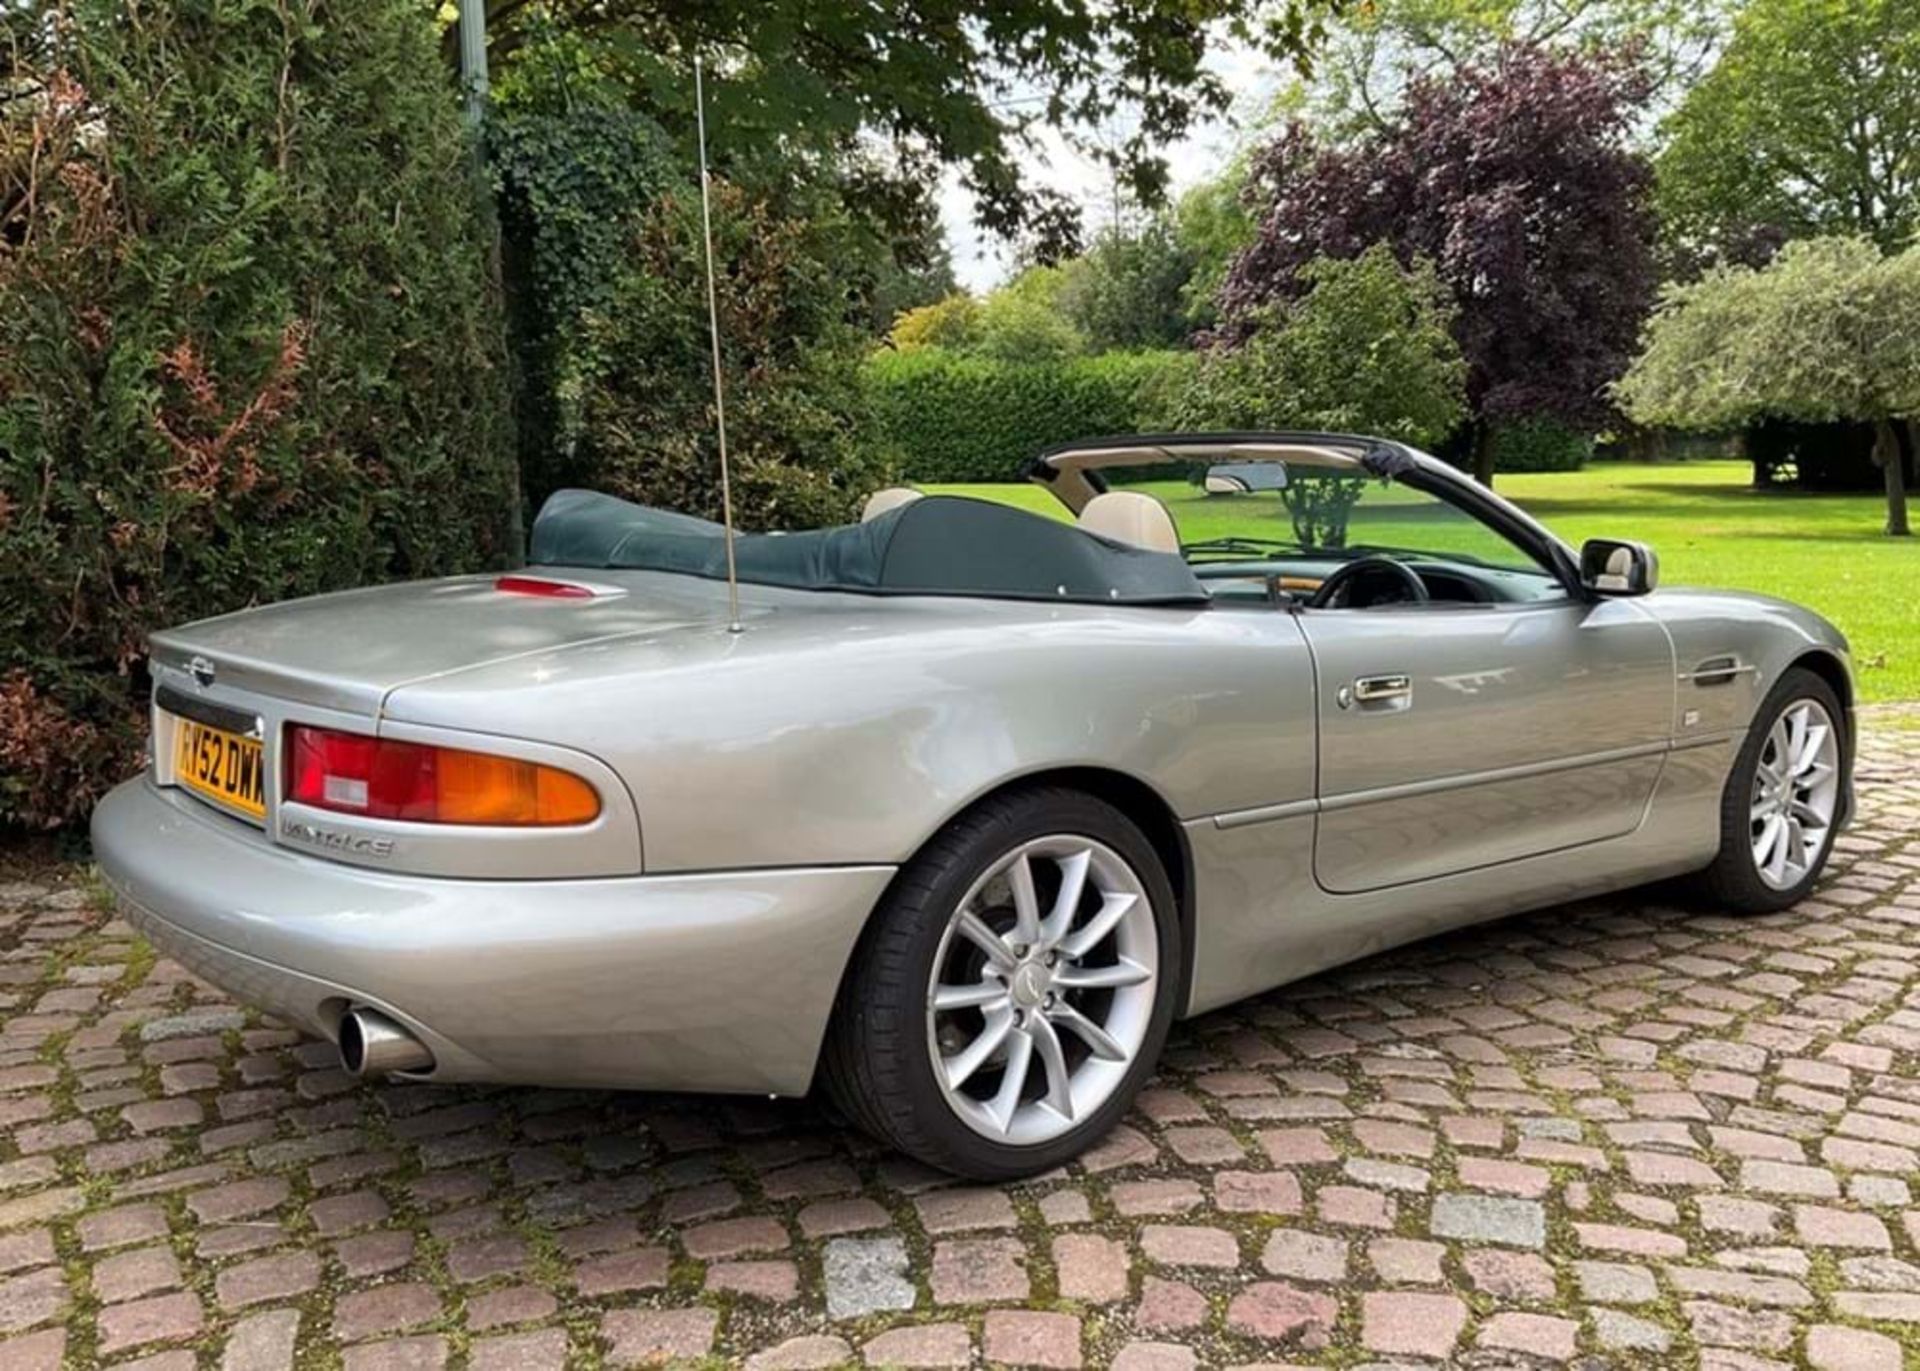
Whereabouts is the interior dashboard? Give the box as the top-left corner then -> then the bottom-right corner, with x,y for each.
1192,557 -> 1563,608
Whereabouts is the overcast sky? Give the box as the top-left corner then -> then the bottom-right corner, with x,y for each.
938,39 -> 1287,291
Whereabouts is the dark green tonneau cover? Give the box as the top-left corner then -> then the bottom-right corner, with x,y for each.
530,489 -> 1209,606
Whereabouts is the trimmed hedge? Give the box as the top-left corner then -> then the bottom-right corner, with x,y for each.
867,350 -> 1195,483
0,0 -> 516,828
1435,417 -> 1594,473
1486,417 -> 1594,472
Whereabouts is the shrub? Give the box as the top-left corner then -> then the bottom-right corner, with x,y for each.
866,351 -> 1195,483
1177,247 -> 1466,448
886,270 -> 1088,366
488,37 -> 894,529
1486,419 -> 1593,472
0,0 -> 517,828
971,267 -> 1085,364
567,180 -> 891,531
489,103 -> 678,503
889,294 -> 983,353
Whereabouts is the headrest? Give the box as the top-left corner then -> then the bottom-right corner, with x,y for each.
1077,490 -> 1180,554
862,487 -> 924,522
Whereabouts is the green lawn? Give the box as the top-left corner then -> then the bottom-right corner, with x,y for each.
931,460 -> 1919,704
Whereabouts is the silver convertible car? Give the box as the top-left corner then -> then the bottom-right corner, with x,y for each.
93,433 -> 1853,1178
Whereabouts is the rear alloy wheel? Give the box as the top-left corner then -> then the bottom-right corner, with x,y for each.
928,835 -> 1159,1146
1693,666 -> 1846,913
824,788 -> 1179,1178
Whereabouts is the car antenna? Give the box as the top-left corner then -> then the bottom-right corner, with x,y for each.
694,54 -> 744,634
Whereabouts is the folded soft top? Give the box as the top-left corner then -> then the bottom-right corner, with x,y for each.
530,489 -> 1209,606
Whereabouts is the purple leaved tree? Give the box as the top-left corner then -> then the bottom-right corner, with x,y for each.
1218,45 -> 1658,484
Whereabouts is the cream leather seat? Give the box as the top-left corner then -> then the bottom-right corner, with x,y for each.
1077,490 -> 1180,553
861,487 -> 924,522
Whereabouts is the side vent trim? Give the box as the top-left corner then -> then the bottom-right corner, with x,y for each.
1682,655 -> 1756,688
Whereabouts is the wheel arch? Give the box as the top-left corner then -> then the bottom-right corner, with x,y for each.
1785,648 -> 1853,723
1783,647 -> 1856,820
833,765 -> 1199,1037
1018,767 -> 1196,1015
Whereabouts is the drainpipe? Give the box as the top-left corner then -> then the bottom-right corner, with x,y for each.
458,0 -> 489,127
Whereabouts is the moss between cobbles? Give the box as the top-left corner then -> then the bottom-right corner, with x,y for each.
34,923 -> 122,1364
285,1159 -> 369,1367
874,1181 -> 938,1311
782,1207 -> 830,1327
1804,1247 -> 1844,1302
502,1204 -> 606,1370
282,1065 -> 430,1369
1797,1247 -> 1918,1371
53,1245 -> 103,1365
1008,1186 -> 1061,1307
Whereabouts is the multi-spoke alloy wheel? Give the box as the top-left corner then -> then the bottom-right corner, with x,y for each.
1694,665 -> 1848,915
926,836 -> 1158,1145
824,787 -> 1178,1179
1748,697 -> 1840,891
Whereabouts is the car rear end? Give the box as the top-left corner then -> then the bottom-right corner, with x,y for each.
92,571 -> 892,1096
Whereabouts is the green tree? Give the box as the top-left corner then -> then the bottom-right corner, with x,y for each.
1055,220 -> 1197,350
1657,0 -> 1920,264
477,0 -> 1347,247
1179,244 -> 1466,446
972,267 -> 1086,364
1298,0 -> 1727,138
0,0 -> 516,828
866,232 -> 958,337
1172,163 -> 1259,332
1617,238 -> 1917,535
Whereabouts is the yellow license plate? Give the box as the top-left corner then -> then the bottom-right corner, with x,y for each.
172,716 -> 266,819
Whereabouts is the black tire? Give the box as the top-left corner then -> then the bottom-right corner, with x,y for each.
1690,665 -> 1846,913
822,786 -> 1181,1180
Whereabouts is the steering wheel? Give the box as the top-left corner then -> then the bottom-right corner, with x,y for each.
1307,555 -> 1431,609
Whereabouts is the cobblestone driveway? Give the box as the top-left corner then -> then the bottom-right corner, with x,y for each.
1,717 -> 1917,1370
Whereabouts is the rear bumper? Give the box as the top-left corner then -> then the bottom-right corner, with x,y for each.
91,779 -> 893,1095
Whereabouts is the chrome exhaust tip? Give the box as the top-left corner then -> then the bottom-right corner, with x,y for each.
338,1007 -> 434,1077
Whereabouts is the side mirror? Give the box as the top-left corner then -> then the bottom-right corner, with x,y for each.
1580,538 -> 1659,596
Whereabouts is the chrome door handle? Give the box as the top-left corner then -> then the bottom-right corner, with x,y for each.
1353,674 -> 1412,704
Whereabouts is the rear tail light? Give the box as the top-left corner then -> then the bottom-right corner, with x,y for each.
286,726 -> 600,826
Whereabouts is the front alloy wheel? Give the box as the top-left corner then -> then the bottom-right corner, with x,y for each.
1693,664 -> 1847,914
1747,697 -> 1840,891
824,788 -> 1180,1179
